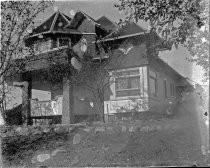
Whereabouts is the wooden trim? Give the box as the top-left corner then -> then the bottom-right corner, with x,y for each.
50,11 -> 59,32
147,66 -> 151,109
95,31 -> 150,43
60,12 -> 71,24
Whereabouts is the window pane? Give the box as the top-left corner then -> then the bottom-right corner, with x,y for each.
116,78 -> 129,90
130,76 -> 140,89
51,39 -> 57,49
149,70 -> 157,78
164,80 -> 167,98
35,40 -> 49,53
116,89 -> 140,97
149,78 -> 156,96
173,85 -> 176,96
59,38 -> 69,47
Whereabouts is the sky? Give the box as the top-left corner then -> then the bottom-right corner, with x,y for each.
6,0 -> 208,109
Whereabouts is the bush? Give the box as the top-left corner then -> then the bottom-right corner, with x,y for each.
4,104 -> 23,125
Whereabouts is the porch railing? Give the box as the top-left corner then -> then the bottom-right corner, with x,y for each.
30,98 -> 62,125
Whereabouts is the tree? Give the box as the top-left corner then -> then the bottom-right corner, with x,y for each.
43,42 -> 124,123
114,0 -> 209,81
185,0 -> 209,81
72,45 -> 124,123
0,1 -> 53,122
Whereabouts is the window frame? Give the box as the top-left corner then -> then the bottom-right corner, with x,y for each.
164,79 -> 167,98
173,84 -> 176,97
114,67 -> 141,99
170,83 -> 176,97
34,38 -> 70,55
58,37 -> 70,48
149,72 -> 157,97
170,83 -> 173,97
34,39 -> 51,54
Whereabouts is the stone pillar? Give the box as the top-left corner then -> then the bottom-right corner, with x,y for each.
62,76 -> 74,124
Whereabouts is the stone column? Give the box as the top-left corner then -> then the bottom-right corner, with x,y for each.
62,76 -> 74,124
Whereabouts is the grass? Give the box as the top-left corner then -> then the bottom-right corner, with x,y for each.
2,97 -> 209,167
2,119 -> 206,167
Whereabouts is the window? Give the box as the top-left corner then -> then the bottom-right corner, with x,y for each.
170,83 -> 176,97
34,40 -> 50,54
149,71 -> 157,97
115,69 -> 140,97
58,38 -> 70,47
51,39 -> 57,49
34,38 -> 70,54
173,85 -> 176,96
164,80 -> 167,98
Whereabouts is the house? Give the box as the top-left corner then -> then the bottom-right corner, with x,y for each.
5,10 -> 192,125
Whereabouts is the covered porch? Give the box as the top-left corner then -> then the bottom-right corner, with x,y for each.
5,49 -> 76,125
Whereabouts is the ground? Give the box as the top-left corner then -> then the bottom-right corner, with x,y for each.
2,95 -> 209,167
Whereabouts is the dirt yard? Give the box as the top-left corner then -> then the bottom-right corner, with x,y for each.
2,96 -> 209,167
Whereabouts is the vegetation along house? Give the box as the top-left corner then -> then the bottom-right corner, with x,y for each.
6,10 -> 193,125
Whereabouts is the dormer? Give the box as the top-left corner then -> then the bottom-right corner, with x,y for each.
65,11 -> 108,38
96,16 -> 118,34
25,11 -> 75,55
25,10 -> 109,56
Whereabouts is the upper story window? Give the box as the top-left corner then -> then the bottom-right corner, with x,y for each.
51,39 -> 58,49
34,38 -> 70,54
34,40 -> 51,54
58,38 -> 69,47
115,68 -> 140,98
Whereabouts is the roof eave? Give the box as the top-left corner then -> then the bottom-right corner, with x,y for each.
94,31 -> 150,43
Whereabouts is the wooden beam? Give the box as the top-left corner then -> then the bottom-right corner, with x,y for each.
62,76 -> 75,124
16,73 -> 32,125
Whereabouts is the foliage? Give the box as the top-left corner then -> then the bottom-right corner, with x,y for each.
185,0 -> 209,81
0,1 -> 53,118
43,45 -> 123,122
114,0 -> 209,81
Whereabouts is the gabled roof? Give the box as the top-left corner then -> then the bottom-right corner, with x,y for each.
105,22 -> 146,38
96,16 -> 118,33
154,57 -> 192,86
65,11 -> 100,29
32,11 -> 72,35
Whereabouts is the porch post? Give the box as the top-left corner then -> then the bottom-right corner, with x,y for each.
20,73 -> 32,125
0,136 -> 2,167
62,76 -> 74,124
